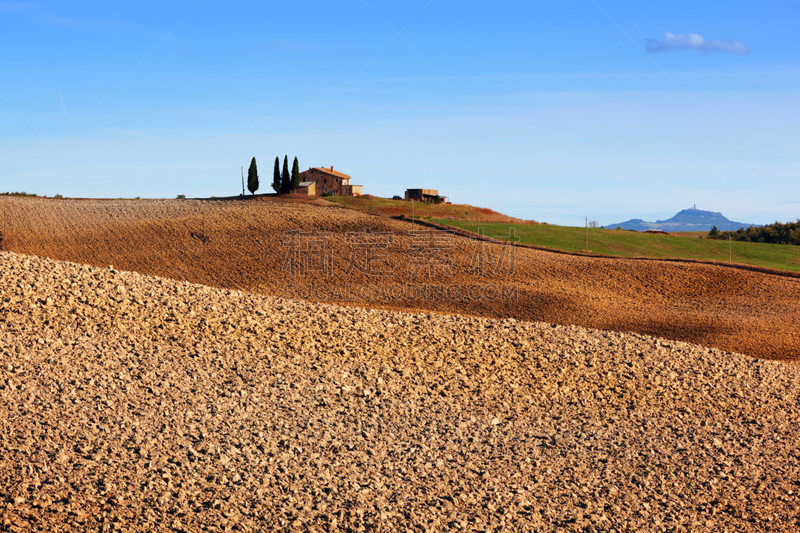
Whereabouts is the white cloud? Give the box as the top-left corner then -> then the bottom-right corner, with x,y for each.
646,33 -> 750,55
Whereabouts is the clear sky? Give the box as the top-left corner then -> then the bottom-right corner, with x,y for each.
1,0 -> 798,226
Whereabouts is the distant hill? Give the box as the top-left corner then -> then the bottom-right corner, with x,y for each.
610,208 -> 761,232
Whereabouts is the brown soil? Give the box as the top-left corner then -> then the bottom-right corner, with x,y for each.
2,197 -> 799,361
1,252 -> 799,532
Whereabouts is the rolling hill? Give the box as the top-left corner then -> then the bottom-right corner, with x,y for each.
611,207 -> 760,232
1,196 -> 800,361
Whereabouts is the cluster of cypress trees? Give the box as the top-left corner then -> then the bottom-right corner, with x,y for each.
246,156 -> 301,196
272,156 -> 301,194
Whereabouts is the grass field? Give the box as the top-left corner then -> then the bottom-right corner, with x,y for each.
433,219 -> 800,273
317,196 -> 800,273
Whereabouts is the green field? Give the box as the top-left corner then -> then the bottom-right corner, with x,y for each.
432,219 -> 800,273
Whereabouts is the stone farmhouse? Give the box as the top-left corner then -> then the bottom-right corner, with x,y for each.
297,166 -> 363,196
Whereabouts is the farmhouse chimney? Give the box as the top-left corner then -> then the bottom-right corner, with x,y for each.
331,166 -> 334,172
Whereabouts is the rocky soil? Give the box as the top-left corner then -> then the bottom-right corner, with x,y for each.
1,251 -> 799,532
2,197 -> 800,361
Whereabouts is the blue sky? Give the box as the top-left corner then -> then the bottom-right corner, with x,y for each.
1,0 -> 798,226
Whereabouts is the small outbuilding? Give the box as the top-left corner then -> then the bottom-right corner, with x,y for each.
295,181 -> 316,196
342,184 -> 363,196
405,189 -> 440,202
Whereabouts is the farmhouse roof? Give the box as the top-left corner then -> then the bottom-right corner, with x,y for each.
306,166 -> 351,179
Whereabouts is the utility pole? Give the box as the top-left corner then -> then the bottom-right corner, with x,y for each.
412,200 -> 415,225
729,234 -> 732,263
585,216 -> 588,252
241,166 -> 245,196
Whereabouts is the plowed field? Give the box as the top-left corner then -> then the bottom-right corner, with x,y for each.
2,196 -> 799,360
2,252 -> 799,531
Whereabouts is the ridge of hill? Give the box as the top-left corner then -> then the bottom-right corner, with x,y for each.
325,195 -> 539,224
611,208 -> 761,232
1,196 -> 799,360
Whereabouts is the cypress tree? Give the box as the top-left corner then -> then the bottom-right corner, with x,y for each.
281,155 -> 290,193
272,157 -> 281,193
247,157 -> 259,195
291,157 -> 301,190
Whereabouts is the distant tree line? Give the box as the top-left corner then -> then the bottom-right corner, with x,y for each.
0,192 -> 63,198
1,191 -> 39,197
245,156 -> 301,196
709,220 -> 800,245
